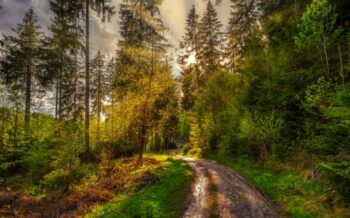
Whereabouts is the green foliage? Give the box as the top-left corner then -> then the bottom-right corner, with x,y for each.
41,122 -> 84,190
313,84 -> 350,200
320,160 -> 350,200
21,115 -> 56,180
182,112 -> 208,157
195,71 -> 241,155
295,0 -> 341,49
303,77 -> 332,113
302,81 -> 350,156
0,9 -> 44,125
191,70 -> 285,159
237,111 -> 285,159
179,112 -> 191,140
196,0 -> 223,79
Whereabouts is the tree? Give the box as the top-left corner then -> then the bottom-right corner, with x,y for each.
0,9 -> 43,127
197,0 -> 223,82
180,5 -> 199,52
112,0 -> 173,164
83,0 -> 115,160
178,5 -> 200,110
90,51 -> 108,142
46,0 -> 83,120
295,0 -> 342,77
226,0 -> 262,70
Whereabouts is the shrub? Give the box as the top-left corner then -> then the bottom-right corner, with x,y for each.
183,117 -> 208,157
237,111 -> 284,160
320,160 -> 350,200
179,112 -> 191,140
42,168 -> 86,191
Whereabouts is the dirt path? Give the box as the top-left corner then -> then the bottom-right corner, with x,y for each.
181,157 -> 278,218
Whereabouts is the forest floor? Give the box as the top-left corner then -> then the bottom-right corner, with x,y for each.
0,155 -> 193,218
181,157 -> 279,218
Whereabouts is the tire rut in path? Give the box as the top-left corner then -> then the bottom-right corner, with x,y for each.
181,157 -> 278,218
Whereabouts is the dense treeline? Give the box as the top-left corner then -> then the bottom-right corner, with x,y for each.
179,0 -> 350,204
0,0 -> 177,190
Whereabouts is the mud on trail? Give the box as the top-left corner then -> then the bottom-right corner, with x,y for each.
181,157 -> 279,218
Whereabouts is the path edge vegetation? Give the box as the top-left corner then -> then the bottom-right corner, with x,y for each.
206,154 -> 350,217
85,155 -> 194,218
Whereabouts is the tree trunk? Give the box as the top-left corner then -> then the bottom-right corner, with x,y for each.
58,56 -> 63,120
338,43 -> 345,85
55,77 -> 59,120
73,69 -> 78,120
0,111 -> 4,149
316,44 -> 326,75
25,62 -> 31,127
137,125 -> 146,165
13,99 -> 18,147
97,65 -> 102,143
85,0 -> 91,161
321,29 -> 330,77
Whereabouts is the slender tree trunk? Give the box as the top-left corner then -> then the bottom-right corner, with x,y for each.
137,125 -> 146,165
58,56 -> 63,120
316,44 -> 326,74
321,29 -> 330,77
85,0 -> 91,161
0,112 -> 4,149
55,77 -> 59,120
13,99 -> 18,147
338,43 -> 345,85
25,62 -> 31,127
58,71 -> 62,120
137,59 -> 154,165
137,0 -> 145,165
73,71 -> 77,120
97,66 -> 102,143
293,0 -> 298,19
0,95 -> 6,149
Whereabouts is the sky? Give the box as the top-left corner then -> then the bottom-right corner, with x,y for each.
0,0 -> 232,75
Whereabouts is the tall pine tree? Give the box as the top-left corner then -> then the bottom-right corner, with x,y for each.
46,0 -> 83,120
178,5 -> 200,110
197,0 -> 223,82
90,51 -> 108,142
0,9 -> 43,127
83,0 -> 115,160
227,0 -> 262,69
114,0 -> 172,164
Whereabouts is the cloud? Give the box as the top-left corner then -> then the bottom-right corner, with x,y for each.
31,0 -> 51,30
0,0 -> 31,35
160,0 -> 187,45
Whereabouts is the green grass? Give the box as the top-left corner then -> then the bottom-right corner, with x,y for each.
85,155 -> 193,218
207,154 -> 344,218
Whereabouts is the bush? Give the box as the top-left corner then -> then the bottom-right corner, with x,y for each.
320,160 -> 350,200
183,117 -> 208,157
42,168 -> 86,191
179,112 -> 191,140
40,122 -> 84,190
236,111 -> 284,160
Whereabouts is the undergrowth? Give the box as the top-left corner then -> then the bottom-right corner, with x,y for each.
85,155 -> 193,218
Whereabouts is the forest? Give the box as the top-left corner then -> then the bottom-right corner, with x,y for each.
0,0 -> 349,217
